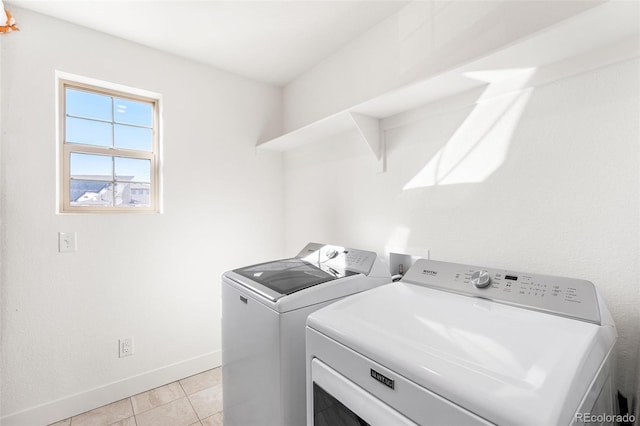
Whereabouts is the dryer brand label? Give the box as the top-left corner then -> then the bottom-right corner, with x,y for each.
370,369 -> 394,389
423,270 -> 438,276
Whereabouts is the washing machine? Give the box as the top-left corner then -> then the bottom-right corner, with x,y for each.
306,259 -> 617,425
222,242 -> 390,426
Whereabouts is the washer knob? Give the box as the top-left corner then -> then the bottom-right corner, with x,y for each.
471,270 -> 491,288
326,249 -> 339,259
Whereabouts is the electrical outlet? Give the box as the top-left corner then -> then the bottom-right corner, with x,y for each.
388,248 -> 429,276
58,232 -> 77,253
389,252 -> 413,276
119,337 -> 133,358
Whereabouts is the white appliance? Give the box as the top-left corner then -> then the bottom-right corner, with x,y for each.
222,242 -> 390,426
306,259 -> 617,426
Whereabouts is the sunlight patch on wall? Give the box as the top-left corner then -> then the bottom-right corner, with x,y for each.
404,68 -> 535,190
385,225 -> 411,253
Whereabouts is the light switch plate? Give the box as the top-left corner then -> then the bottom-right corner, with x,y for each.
58,232 -> 77,253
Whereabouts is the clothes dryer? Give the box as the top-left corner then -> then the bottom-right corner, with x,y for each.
222,242 -> 389,426
306,259 -> 617,425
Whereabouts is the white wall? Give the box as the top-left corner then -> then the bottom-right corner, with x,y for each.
283,0 -> 600,131
636,345 -> 640,419
283,55 -> 640,401
0,7 -> 284,424
0,33 -> 4,424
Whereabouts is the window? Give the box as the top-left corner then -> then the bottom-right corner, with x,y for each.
59,78 -> 160,213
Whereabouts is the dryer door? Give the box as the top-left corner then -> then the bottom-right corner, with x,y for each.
311,358 -> 417,426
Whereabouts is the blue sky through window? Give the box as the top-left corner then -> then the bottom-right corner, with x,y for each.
114,124 -> 152,151
66,87 -> 154,183
66,89 -> 111,120
115,157 -> 151,183
114,97 -> 153,127
66,117 -> 112,147
66,88 -> 153,127
70,153 -> 112,178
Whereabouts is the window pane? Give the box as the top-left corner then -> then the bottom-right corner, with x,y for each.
70,153 -> 113,180
66,117 -> 112,147
70,180 -> 113,206
66,88 -> 112,121
62,82 -> 158,212
115,157 -> 150,183
114,124 -> 153,151
114,98 -> 153,127
115,183 -> 150,207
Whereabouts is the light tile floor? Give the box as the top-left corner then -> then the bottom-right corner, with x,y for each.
49,368 -> 223,426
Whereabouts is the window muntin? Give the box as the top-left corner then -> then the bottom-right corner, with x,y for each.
60,80 -> 159,213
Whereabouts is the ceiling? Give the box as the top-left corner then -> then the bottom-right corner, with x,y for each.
9,1 -> 407,86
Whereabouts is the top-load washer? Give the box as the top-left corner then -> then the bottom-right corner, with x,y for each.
306,259 -> 617,426
222,242 -> 390,426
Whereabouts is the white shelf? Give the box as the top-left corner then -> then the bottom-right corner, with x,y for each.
256,1 -> 639,171
257,110 -> 386,170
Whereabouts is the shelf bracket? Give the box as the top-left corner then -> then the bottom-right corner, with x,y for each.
350,112 -> 385,172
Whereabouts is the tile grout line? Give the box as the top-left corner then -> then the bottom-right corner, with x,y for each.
128,397 -> 138,426
178,379 -> 202,424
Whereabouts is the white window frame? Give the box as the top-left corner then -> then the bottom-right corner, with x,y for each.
57,74 -> 161,213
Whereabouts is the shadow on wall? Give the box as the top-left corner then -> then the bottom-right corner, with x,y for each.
403,68 -> 535,190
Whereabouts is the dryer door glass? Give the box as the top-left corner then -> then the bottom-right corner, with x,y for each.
313,383 -> 370,426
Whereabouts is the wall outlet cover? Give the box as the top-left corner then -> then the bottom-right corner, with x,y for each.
119,337 -> 133,358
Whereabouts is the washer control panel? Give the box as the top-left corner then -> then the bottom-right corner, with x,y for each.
403,259 -> 601,324
296,242 -> 376,275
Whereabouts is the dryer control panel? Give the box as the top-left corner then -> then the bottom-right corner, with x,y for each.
403,259 -> 601,324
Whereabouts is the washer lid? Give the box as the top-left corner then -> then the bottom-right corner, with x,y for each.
233,258 -> 357,297
307,283 -> 616,426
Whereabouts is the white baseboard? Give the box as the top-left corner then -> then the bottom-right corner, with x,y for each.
1,351 -> 221,426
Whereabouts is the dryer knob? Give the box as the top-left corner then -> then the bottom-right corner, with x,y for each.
471,270 -> 491,288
